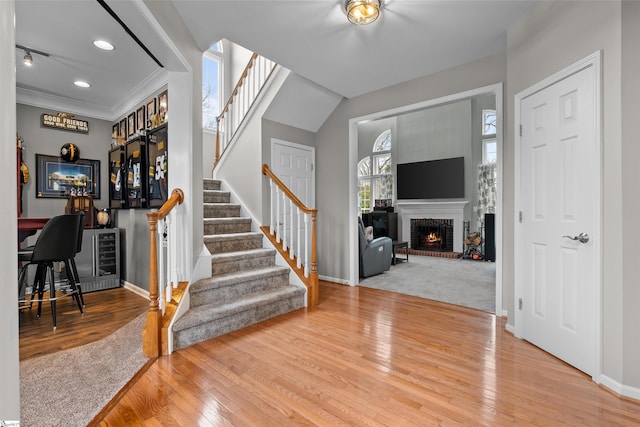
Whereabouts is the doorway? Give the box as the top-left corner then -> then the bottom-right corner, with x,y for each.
348,84 -> 504,316
514,52 -> 602,377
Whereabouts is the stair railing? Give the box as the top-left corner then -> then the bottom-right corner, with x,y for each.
262,164 -> 319,306
143,188 -> 185,358
215,53 -> 276,168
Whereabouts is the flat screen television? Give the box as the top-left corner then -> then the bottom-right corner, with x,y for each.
396,156 -> 464,199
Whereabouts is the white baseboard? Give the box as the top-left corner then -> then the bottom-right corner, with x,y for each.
319,275 -> 350,285
599,374 -> 640,401
122,281 -> 149,300
504,322 -> 515,334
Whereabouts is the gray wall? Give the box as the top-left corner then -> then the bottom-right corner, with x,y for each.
16,103 -> 112,223
621,0 -> 640,388
506,0 -> 636,388
315,51 -> 507,282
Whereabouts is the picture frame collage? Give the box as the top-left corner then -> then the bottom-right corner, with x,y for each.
111,90 -> 168,147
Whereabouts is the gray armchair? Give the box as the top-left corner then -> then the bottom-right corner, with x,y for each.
358,217 -> 392,278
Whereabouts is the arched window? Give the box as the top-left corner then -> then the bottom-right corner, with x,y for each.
358,130 -> 393,214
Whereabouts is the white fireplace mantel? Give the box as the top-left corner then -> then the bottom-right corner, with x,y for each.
396,201 -> 468,253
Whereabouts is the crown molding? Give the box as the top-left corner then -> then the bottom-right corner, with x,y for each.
110,67 -> 168,121
16,87 -> 113,120
16,67 -> 168,122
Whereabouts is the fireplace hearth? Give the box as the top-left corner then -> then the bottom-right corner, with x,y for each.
411,218 -> 454,252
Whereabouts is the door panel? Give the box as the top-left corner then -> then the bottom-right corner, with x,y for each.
520,65 -> 597,375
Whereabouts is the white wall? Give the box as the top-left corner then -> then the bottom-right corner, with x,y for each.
0,0 -> 20,420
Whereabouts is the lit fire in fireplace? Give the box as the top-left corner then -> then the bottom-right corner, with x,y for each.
423,232 -> 442,247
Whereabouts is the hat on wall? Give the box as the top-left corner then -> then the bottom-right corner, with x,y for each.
60,143 -> 80,162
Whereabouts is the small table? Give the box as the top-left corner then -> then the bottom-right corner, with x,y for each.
391,240 -> 409,265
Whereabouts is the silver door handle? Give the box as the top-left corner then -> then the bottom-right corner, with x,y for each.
562,232 -> 589,243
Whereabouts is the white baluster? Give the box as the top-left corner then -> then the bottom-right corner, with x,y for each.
304,213 -> 310,278
157,217 -> 166,314
164,215 -> 173,303
289,199 -> 295,260
282,190 -> 287,251
297,208 -> 302,268
269,180 -> 275,235
275,187 -> 281,243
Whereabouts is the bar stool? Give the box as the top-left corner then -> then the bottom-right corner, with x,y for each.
18,214 -> 84,329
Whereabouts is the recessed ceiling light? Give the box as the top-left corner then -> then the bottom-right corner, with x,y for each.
93,40 -> 115,51
74,81 -> 91,88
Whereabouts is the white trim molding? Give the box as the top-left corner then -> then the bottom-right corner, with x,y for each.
396,201 -> 468,253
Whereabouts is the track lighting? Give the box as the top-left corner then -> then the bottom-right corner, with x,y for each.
15,44 -> 50,67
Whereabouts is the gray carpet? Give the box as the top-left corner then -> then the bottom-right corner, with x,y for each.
19,314 -> 148,427
359,255 -> 496,312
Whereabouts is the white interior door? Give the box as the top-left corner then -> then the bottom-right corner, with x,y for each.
271,139 -> 315,259
517,59 -> 600,376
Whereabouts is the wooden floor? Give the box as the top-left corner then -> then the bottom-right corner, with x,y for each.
95,282 -> 640,426
19,287 -> 149,361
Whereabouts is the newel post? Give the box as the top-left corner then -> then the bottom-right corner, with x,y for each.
142,211 -> 161,357
309,210 -> 319,306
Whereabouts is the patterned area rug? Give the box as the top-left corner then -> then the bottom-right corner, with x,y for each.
359,254 -> 496,312
20,314 -> 148,427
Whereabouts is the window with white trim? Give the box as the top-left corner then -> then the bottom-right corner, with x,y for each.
203,42 -> 223,131
358,129 -> 393,214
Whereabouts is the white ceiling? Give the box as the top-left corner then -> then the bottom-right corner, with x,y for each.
14,0 -> 536,121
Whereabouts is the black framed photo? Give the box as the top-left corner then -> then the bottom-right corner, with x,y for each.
112,123 -> 119,139
136,105 -> 146,131
158,90 -> 168,123
36,154 -> 100,199
128,113 -> 136,136
119,118 -> 127,139
146,98 -> 157,129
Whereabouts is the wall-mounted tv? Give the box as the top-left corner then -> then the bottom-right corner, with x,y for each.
397,157 -> 464,199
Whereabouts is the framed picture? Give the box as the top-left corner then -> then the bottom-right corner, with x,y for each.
146,98 -> 157,129
127,113 -> 136,136
36,154 -> 100,199
158,90 -> 168,123
119,118 -> 127,139
136,105 -> 146,131
112,123 -> 119,139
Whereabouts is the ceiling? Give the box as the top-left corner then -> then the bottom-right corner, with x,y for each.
15,0 -> 536,121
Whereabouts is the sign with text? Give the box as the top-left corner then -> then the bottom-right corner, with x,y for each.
41,113 -> 89,133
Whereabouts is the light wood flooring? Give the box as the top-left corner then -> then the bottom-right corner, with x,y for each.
94,282 -> 640,426
19,286 -> 149,361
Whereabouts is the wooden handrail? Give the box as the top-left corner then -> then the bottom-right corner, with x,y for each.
219,53 -> 258,120
263,164 -> 319,306
262,164 -> 316,215
143,188 -> 184,358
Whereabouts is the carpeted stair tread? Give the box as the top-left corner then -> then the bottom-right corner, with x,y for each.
204,217 -> 252,234
203,179 -> 221,191
203,203 -> 241,218
191,266 -> 289,294
204,232 -> 263,253
173,285 -> 305,333
203,190 -> 231,203
211,248 -> 276,276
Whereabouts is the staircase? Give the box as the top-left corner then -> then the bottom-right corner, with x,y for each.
172,178 -> 306,350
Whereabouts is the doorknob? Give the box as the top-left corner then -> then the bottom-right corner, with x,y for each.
562,232 -> 589,243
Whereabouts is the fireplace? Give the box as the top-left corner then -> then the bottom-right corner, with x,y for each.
411,218 -> 454,252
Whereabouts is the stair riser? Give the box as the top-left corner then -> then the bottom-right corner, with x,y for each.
203,180 -> 221,191
204,221 -> 252,235
212,254 -> 275,276
191,272 -> 290,307
174,294 -> 304,350
204,192 -> 230,203
205,236 -> 263,253
204,205 -> 241,218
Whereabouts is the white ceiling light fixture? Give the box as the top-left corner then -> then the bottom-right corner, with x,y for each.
93,40 -> 115,51
345,0 -> 381,25
74,80 -> 91,88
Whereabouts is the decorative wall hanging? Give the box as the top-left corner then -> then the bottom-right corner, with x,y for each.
41,112 -> 89,134
36,154 -> 100,199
